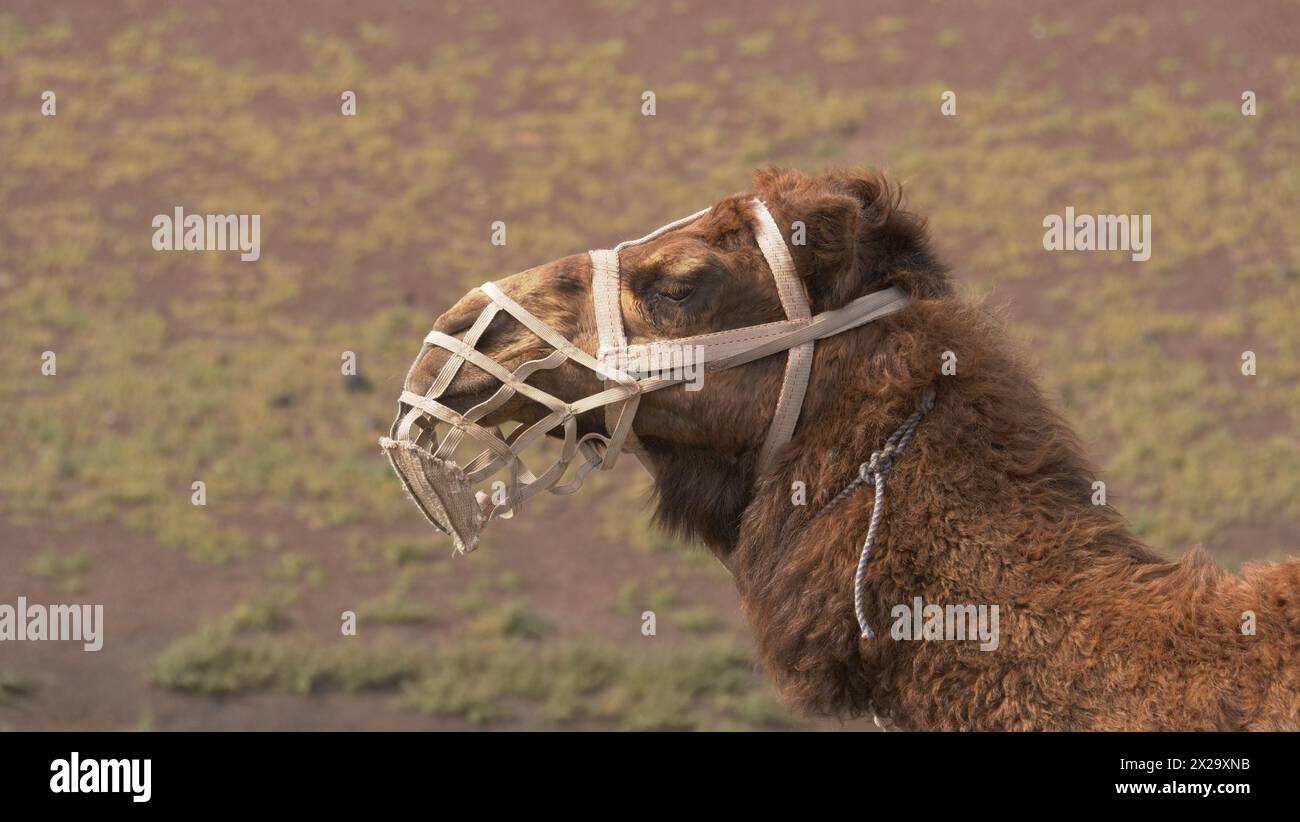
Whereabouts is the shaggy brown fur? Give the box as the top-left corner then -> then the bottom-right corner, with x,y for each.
413,168 -> 1300,730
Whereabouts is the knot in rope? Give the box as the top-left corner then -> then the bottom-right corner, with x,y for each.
811,386 -> 936,640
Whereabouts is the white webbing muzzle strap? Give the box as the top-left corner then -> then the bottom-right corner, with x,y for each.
380,199 -> 910,553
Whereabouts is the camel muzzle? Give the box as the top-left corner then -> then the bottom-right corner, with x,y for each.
380,199 -> 911,553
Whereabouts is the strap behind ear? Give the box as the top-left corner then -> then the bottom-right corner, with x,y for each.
750,199 -> 814,476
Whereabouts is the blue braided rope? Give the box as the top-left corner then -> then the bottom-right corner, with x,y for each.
816,386 -> 935,639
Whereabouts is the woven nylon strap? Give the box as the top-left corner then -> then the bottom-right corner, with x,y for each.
590,206 -> 710,468
750,200 -> 814,473
458,275 -> 907,483
588,198 -> 818,479
402,274 -> 907,506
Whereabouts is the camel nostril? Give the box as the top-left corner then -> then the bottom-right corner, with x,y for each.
432,287 -> 492,336
432,310 -> 472,337
404,351 -> 436,396
406,344 -> 498,406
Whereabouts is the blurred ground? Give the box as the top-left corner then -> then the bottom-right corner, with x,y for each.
1,0 -> 1298,730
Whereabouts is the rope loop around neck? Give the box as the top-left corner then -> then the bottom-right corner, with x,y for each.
810,385 -> 937,638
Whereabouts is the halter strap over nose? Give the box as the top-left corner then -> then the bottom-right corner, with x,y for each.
380,198 -> 911,552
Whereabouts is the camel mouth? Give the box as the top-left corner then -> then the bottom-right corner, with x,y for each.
408,343 -> 605,430
407,348 -> 501,414
435,377 -> 499,415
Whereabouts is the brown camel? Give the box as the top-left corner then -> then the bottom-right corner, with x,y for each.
403,167 -> 1300,731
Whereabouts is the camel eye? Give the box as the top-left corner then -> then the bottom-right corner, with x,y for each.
654,280 -> 696,303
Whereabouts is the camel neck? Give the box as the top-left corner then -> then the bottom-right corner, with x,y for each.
727,299 -> 1170,723
737,297 -> 1159,606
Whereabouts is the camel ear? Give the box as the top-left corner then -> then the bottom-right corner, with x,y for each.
755,167 -> 948,307
784,190 -> 862,309
753,167 -> 866,309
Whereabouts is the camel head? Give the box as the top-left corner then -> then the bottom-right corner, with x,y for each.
391,167 -> 949,558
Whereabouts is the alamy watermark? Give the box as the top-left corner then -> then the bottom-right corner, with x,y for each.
0,596 -> 103,651
50,752 -> 150,803
151,207 -> 261,261
889,597 -> 1000,651
1042,207 -> 1151,262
